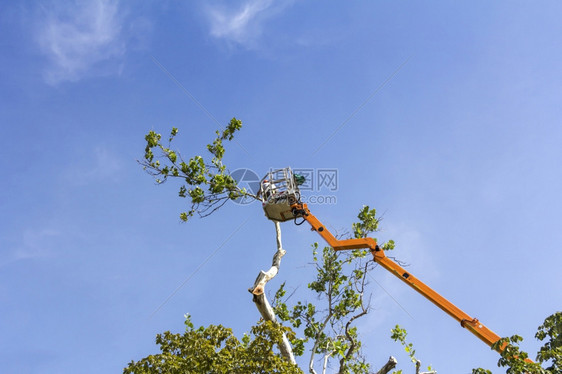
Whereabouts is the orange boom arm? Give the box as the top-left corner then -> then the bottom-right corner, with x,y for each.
291,203 -> 502,348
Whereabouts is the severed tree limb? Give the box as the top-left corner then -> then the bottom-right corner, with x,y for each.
248,221 -> 296,364
252,293 -> 295,364
375,356 -> 398,374
416,359 -> 437,374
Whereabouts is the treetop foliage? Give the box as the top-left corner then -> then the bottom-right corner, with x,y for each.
352,206 -> 395,252
124,315 -> 303,374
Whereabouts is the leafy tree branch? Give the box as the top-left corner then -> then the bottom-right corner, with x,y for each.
473,311 -> 561,374
272,206 -> 397,374
139,118 -> 253,221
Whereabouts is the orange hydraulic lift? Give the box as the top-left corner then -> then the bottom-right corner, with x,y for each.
290,202 -> 501,348
258,167 -> 513,354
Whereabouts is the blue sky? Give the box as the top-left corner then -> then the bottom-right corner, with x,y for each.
1,1 -> 561,373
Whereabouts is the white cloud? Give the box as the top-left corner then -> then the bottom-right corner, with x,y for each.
37,0 -> 125,84
205,0 -> 291,48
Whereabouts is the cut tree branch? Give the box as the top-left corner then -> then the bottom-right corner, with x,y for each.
248,221 -> 296,364
375,356 -> 397,374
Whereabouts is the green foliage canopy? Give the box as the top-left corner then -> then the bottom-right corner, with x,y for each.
124,315 -> 303,374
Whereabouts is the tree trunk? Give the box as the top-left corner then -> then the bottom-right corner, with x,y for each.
248,221 -> 296,364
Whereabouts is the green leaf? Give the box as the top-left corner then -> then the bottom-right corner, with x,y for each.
168,151 -> 177,163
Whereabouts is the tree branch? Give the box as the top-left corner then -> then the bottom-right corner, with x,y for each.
338,260 -> 371,373
309,313 -> 332,374
248,222 -> 296,364
375,356 -> 397,374
338,307 -> 368,372
322,347 -> 334,374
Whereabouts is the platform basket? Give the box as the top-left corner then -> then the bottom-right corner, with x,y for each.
260,167 -> 302,222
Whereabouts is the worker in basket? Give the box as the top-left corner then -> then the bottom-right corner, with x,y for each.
262,179 -> 277,200
294,173 -> 306,186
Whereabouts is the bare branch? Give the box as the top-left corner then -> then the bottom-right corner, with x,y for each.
309,314 -> 332,374
248,222 -> 295,364
322,346 -> 334,374
249,222 -> 286,296
338,261 -> 371,373
375,356 -> 397,374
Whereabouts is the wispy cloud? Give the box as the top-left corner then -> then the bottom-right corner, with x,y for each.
14,229 -> 60,261
37,0 -> 125,84
1,228 -> 60,268
205,0 -> 292,49
65,146 -> 123,185
359,222 -> 440,331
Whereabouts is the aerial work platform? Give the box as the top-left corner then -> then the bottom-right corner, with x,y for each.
257,167 -> 524,359
259,167 -> 303,222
